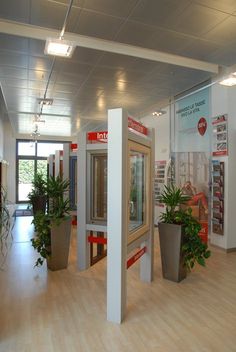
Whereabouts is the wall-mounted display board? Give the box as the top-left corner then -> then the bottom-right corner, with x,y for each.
212,114 -> 228,156
212,160 -> 224,235
154,160 -> 166,206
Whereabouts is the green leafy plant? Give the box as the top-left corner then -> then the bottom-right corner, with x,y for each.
31,175 -> 70,266
0,186 -> 13,267
28,172 -> 47,215
159,184 -> 211,271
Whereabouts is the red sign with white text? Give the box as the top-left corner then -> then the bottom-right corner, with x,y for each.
87,118 -> 148,142
87,131 -> 108,142
128,117 -> 148,135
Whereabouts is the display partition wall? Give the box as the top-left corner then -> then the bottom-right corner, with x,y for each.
16,140 -> 66,203
77,108 -> 155,323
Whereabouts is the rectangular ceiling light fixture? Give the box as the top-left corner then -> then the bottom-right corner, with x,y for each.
219,73 -> 236,86
38,98 -> 54,105
45,38 -> 75,58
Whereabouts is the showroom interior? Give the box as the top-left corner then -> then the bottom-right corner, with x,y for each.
0,1 -> 236,351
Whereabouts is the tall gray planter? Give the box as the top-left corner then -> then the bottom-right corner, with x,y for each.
158,223 -> 187,282
47,217 -> 71,271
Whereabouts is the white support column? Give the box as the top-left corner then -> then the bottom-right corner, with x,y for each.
48,154 -> 54,177
77,132 -> 89,270
140,128 -> 155,282
140,129 -> 155,282
54,150 -> 61,177
107,108 -> 128,324
63,143 -> 70,181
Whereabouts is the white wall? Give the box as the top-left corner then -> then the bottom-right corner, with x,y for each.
211,83 -> 236,250
141,106 -> 170,162
3,121 -> 16,203
141,106 -> 170,223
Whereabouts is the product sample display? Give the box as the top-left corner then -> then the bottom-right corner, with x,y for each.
212,160 -> 224,235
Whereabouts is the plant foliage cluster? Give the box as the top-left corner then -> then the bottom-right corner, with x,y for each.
31,175 -> 70,267
0,186 -> 13,268
159,184 -> 211,271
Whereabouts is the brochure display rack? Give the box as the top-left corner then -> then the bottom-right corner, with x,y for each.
212,160 -> 224,235
154,160 -> 166,206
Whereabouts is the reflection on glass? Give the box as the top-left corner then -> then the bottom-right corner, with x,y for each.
18,142 -> 35,156
37,142 -> 64,157
129,151 -> 145,233
92,154 -> 107,221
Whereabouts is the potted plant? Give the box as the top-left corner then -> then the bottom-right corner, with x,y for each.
31,175 -> 71,270
0,185 -> 12,267
28,172 -> 47,216
158,184 -> 211,282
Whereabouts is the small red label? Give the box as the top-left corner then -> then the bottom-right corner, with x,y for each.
70,143 -> 78,151
198,117 -> 207,136
127,247 -> 146,269
128,117 -> 148,136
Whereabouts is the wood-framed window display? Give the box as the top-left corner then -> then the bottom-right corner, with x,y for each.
128,140 -> 151,244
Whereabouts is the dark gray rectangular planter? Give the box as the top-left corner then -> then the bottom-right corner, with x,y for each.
47,218 -> 71,271
158,223 -> 187,282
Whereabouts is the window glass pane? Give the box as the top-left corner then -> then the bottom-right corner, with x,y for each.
18,141 -> 36,156
18,159 -> 35,201
129,151 -> 145,233
37,160 -> 48,181
92,154 -> 107,221
37,143 -> 64,157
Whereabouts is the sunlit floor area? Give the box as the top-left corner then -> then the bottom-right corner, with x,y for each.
1,216 -> 236,352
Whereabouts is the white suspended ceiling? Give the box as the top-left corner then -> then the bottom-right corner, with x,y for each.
0,0 -> 236,138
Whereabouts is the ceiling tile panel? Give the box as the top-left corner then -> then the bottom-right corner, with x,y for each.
129,0 -> 191,27
203,16 -> 236,44
0,0 -> 31,23
116,20 -> 162,49
0,67 -> 28,80
194,0 -> 236,14
73,10 -> 124,40
82,0 -> 139,18
31,0 -> 81,31
54,60 -> 93,77
29,56 -> 54,71
55,72 -> 87,86
167,3 -> 229,36
0,34 -> 29,53
180,39 -> 221,61
72,47 -> 103,65
0,51 -> 28,68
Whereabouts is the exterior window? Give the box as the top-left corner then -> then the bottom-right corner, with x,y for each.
16,140 -> 67,203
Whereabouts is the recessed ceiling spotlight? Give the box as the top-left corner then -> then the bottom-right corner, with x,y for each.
44,38 -> 76,58
219,75 -> 236,87
152,110 -> 166,117
37,98 -> 54,106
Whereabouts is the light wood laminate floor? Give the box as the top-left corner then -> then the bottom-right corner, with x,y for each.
1,216 -> 236,352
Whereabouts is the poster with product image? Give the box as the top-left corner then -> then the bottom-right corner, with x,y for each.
212,114 -> 228,156
174,88 -> 210,152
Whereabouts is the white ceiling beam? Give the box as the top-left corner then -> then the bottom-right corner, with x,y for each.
0,19 -> 219,74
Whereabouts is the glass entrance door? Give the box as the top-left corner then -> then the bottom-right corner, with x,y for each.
18,159 -> 35,202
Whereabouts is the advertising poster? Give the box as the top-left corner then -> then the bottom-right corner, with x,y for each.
212,114 -> 228,156
174,88 -> 210,152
